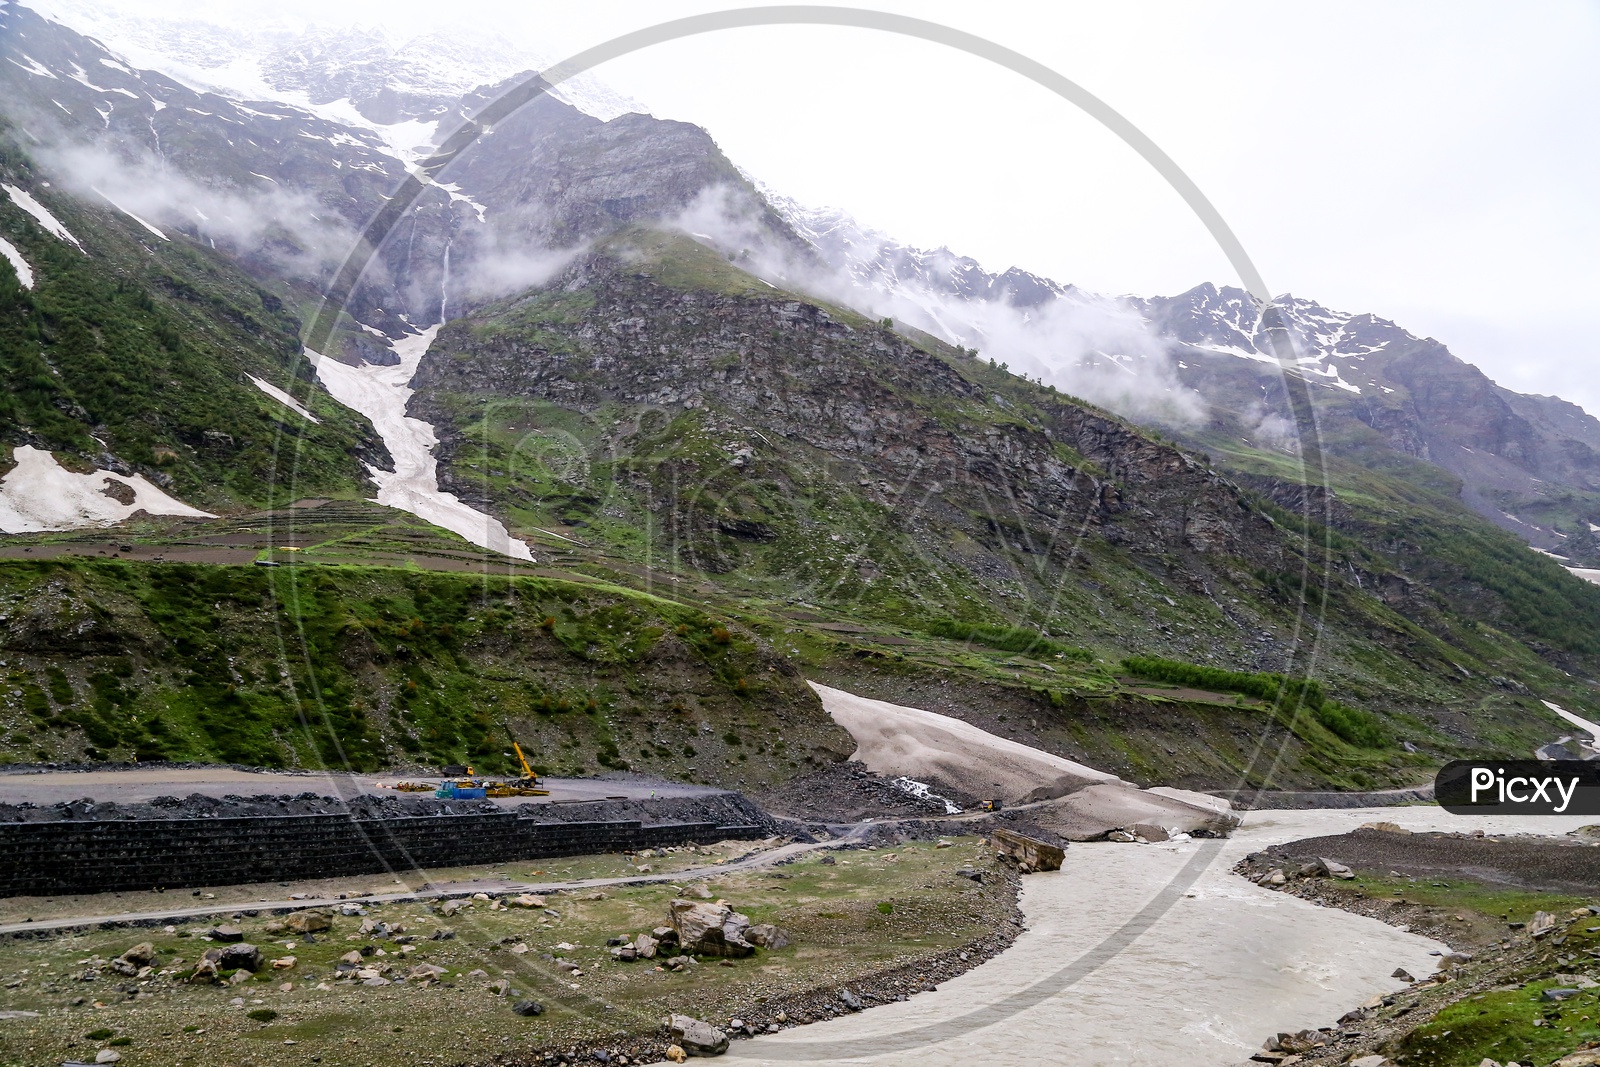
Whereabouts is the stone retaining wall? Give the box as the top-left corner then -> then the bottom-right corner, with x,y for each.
0,808 -> 768,895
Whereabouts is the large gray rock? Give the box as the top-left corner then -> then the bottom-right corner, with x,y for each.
119,942 -> 156,967
668,1014 -> 729,1056
746,924 -> 790,950
669,900 -> 755,958
284,910 -> 332,934
214,943 -> 261,972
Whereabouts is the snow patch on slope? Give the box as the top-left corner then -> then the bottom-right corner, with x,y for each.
0,237 -> 33,288
308,328 -> 533,561
1,183 -> 83,249
246,375 -> 319,423
0,445 -> 214,532
92,186 -> 168,240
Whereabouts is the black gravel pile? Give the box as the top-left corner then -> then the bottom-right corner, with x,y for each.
753,761 -> 966,821
0,789 -> 777,830
0,791 -> 504,822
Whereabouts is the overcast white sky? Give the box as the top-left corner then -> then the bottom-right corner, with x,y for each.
37,1 -> 1600,413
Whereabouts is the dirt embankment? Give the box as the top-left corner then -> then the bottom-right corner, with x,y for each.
1248,826 -> 1600,898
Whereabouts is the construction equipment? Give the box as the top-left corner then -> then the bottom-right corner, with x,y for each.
483,740 -> 549,796
435,766 -> 487,799
510,741 -> 546,792
443,738 -> 550,799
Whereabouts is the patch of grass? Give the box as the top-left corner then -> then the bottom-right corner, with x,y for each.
1402,978 -> 1600,1067
0,839 -> 1011,1067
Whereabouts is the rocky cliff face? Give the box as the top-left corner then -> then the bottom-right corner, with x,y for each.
408,232 -> 1303,643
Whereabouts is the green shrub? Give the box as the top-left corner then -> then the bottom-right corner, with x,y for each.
1121,655 -> 1385,747
924,619 -> 1092,660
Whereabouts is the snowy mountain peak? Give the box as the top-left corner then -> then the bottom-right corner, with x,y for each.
32,3 -> 648,143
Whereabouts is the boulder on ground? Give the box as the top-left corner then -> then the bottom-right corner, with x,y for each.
209,925 -> 244,942
1530,911 -> 1559,939
1358,821 -> 1410,834
991,828 -> 1065,872
284,910 -> 332,934
746,924 -> 790,950
215,943 -> 261,972
1257,868 -> 1287,887
512,999 -> 544,1016
665,1046 -> 688,1064
119,942 -> 156,967
669,900 -> 755,958
440,899 -> 467,917
668,1014 -> 729,1056
635,933 -> 660,959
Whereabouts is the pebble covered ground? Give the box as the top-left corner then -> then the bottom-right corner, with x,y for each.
0,836 -> 1023,1067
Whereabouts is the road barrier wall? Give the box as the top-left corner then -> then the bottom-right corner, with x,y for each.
0,799 -> 770,895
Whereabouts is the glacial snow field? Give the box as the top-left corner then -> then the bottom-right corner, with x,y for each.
0,445 -> 214,533
309,327 -> 535,561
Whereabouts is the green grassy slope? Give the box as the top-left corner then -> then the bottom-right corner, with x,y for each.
0,556 -> 848,783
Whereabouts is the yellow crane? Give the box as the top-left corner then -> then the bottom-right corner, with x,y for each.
482,738 -> 550,797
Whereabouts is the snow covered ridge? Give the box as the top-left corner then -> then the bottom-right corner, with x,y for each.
1,183 -> 83,250
33,7 -> 649,163
0,446 -> 214,533
0,236 -> 33,288
246,375 -> 319,423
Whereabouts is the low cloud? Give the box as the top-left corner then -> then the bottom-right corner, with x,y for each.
672,186 -> 1207,428
39,141 -> 360,281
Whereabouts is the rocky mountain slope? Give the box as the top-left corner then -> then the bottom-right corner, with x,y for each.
773,200 -> 1600,558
